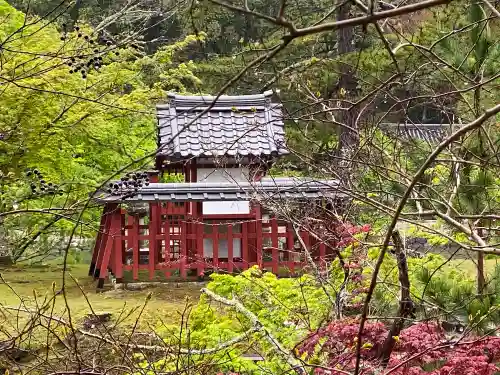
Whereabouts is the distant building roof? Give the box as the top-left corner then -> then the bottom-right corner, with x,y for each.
94,177 -> 344,203
380,123 -> 452,143
156,91 -> 288,161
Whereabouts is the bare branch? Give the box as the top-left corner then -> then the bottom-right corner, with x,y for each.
202,288 -> 306,374
354,102 -> 500,375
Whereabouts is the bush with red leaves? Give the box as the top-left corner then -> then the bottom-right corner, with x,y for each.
299,319 -> 500,375
328,222 -> 371,248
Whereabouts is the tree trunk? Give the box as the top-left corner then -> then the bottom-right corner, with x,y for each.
0,216 -> 9,257
335,2 -> 360,184
378,230 -> 414,367
477,252 -> 485,294
470,2 -> 487,296
477,227 -> 485,295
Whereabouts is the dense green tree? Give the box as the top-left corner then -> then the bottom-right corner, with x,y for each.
0,0 -> 202,259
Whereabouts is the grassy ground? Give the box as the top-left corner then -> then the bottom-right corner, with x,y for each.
1,256 -> 497,332
0,262 -> 203,335
448,257 -> 500,278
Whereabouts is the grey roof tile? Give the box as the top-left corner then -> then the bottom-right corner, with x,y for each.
380,123 -> 452,143
157,91 -> 288,160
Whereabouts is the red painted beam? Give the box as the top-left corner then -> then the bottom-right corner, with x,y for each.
202,213 -> 256,219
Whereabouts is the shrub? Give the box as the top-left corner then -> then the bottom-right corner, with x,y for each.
300,320 -> 500,375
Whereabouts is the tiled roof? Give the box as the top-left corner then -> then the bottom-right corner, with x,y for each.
94,177 -> 344,203
380,123 -> 452,143
156,91 -> 288,160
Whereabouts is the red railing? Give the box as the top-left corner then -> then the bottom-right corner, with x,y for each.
91,202 -> 333,286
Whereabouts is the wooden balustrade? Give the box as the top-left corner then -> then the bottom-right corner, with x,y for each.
91,201 -> 334,287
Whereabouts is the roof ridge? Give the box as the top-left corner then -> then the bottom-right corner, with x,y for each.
163,91 -> 275,109
380,122 -> 454,128
167,90 -> 273,100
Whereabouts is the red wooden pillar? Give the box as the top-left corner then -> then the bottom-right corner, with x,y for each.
131,215 -> 140,281
149,172 -> 160,279
107,218 -> 117,276
90,205 -> 111,276
191,164 -> 198,277
97,237 -> 114,288
148,203 -> 159,280
148,171 -> 159,183
93,214 -> 110,279
247,217 -> 257,263
319,241 -> 326,270
113,210 -> 124,282
300,230 -> 310,269
227,224 -> 234,274
184,161 -> 191,183
197,220 -> 205,277
180,218 -> 187,278
212,222 -> 219,270
186,218 -> 192,271
97,208 -> 121,288
286,223 -> 295,274
271,217 -> 279,274
94,204 -> 119,279
255,204 -> 263,268
163,208 -> 171,279
183,161 -> 194,275
121,209 -> 127,274
187,180 -> 198,276
242,221 -> 249,270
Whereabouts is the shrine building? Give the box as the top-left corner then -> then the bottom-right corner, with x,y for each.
89,91 -> 345,288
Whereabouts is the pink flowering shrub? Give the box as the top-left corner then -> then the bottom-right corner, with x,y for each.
299,320 -> 500,375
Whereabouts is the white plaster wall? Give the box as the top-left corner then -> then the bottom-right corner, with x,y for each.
197,167 -> 250,182
197,167 -> 251,215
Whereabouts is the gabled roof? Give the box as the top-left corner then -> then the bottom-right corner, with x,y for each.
94,177 -> 344,203
156,91 -> 288,161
